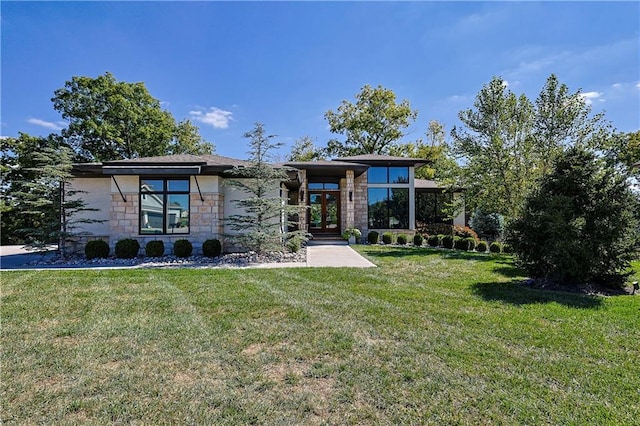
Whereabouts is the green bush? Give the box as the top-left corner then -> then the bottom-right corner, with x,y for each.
397,234 -> 408,245
442,235 -> 454,249
85,240 -> 109,259
427,235 -> 440,247
470,209 -> 505,241
454,236 -> 468,250
502,243 -> 512,254
476,241 -> 488,252
367,231 -> 379,245
203,239 -> 222,257
465,237 -> 476,251
417,223 -> 453,236
413,234 -> 424,246
489,242 -> 502,253
173,239 -> 193,258
115,238 -> 140,259
453,225 -> 479,242
286,236 -> 301,253
382,232 -> 394,245
145,240 -> 165,257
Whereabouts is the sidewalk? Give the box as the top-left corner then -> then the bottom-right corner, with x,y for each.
306,244 -> 376,268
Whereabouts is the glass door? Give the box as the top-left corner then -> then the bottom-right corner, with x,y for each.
308,191 -> 340,234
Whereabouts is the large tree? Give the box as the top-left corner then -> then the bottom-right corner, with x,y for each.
451,74 -> 612,220
287,135 -> 324,162
507,147 -> 638,287
324,84 -> 418,157
52,72 -> 213,161
225,123 -> 304,254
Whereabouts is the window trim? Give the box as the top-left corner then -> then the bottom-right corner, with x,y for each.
139,177 -> 191,235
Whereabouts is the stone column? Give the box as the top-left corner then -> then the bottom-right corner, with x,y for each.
345,170 -> 355,229
298,170 -> 307,232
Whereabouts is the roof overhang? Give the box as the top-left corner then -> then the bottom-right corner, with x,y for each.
103,165 -> 202,175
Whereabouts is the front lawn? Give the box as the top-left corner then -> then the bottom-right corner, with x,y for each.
2,247 -> 639,424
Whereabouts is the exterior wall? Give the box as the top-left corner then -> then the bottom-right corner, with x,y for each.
298,170 -> 307,232
68,177 -> 111,237
353,171 -> 369,234
453,192 -> 466,226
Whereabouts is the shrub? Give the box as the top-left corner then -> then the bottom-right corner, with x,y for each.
502,243 -> 512,254
367,231 -> 379,245
115,238 -> 140,259
173,239 -> 193,258
342,227 -> 362,242
453,225 -> 479,242
427,235 -> 440,247
413,234 -> 424,247
454,236 -> 468,250
382,232 -> 394,245
470,209 -> 505,241
442,235 -> 454,249
397,234 -> 408,245
476,241 -> 488,252
203,239 -> 222,257
145,240 -> 165,257
489,242 -> 502,253
465,237 -> 476,251
85,240 -> 109,259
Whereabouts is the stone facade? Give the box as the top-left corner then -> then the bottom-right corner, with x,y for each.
353,171 -> 369,233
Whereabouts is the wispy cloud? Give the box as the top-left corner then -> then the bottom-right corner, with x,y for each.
636,82 -> 640,89
27,118 -> 65,131
580,91 -> 603,104
189,107 -> 233,129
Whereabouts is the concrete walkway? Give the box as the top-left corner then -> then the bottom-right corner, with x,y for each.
0,244 -> 376,270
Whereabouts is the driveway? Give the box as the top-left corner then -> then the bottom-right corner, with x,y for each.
0,245 -> 57,270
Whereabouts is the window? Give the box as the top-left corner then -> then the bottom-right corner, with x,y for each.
308,182 -> 339,190
140,178 -> 190,234
416,191 -> 452,225
368,188 -> 409,229
368,167 -> 409,184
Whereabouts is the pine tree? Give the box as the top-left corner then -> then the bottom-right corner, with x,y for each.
225,123 -> 305,254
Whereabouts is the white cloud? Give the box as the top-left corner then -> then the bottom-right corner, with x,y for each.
580,91 -> 603,104
612,83 -> 622,89
27,118 -> 64,131
189,107 -> 233,129
636,82 -> 640,89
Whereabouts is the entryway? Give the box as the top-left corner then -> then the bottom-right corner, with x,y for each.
308,191 -> 340,236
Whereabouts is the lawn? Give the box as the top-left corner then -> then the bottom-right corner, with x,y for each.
2,246 -> 639,424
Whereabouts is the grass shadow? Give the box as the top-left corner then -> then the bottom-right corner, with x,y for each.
470,281 -> 604,309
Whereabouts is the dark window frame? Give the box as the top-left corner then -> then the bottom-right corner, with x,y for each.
139,177 -> 191,235
367,166 -> 409,184
367,187 -> 409,229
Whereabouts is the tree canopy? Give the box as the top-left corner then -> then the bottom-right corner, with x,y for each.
52,72 -> 213,161
324,84 -> 418,157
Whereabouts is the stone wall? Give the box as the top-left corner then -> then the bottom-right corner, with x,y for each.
354,171 -> 368,233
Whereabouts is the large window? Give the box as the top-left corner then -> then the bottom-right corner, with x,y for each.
140,178 -> 190,234
368,188 -> 409,229
416,191 -> 452,225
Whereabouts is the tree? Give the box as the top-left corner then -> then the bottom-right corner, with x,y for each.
324,84 -> 418,157
10,145 -> 101,257
507,147 -> 638,287
225,123 -> 304,254
170,120 -> 215,155
52,72 -> 213,161
287,135 -> 324,162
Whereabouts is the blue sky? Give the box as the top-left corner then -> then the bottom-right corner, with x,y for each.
2,1 -> 639,160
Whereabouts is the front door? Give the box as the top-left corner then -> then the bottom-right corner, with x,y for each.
309,191 -> 340,234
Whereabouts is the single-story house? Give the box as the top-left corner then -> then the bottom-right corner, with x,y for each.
69,153 -> 464,253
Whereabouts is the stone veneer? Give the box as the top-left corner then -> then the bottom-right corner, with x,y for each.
108,191 -> 224,255
353,171 -> 369,233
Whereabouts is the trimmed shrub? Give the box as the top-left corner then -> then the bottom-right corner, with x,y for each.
413,234 -> 424,247
203,239 -> 222,257
427,235 -> 440,247
502,243 -> 512,254
173,239 -> 193,258
115,238 -> 140,259
454,236 -> 468,250
465,237 -> 476,251
489,242 -> 502,253
382,232 -> 394,245
145,240 -> 165,257
476,241 -> 488,252
367,231 -> 379,245
397,234 -> 408,245
85,240 -> 109,259
442,235 -> 454,249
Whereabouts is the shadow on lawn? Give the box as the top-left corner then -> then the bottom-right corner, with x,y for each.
471,281 -> 604,309
362,246 -> 512,263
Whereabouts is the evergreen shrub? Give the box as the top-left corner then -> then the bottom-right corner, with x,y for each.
367,231 -> 379,244
203,239 -> 222,257
489,242 -> 502,253
173,239 -> 193,258
145,240 -> 165,257
382,232 -> 394,245
413,234 -> 424,247
466,237 -> 476,251
115,238 -> 140,259
397,234 -> 408,245
442,235 -> 454,249
85,240 -> 109,259
427,235 -> 440,247
476,241 -> 488,252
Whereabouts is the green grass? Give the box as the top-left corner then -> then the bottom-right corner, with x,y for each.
2,246 -> 639,424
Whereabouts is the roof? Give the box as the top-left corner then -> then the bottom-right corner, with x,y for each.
103,154 -> 249,168
336,154 -> 429,168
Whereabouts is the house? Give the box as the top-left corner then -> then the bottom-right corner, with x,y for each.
69,153 -> 464,253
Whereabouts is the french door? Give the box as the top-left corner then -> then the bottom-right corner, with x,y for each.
308,191 -> 340,234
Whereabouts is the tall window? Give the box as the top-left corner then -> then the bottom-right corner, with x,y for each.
416,191 -> 452,225
367,166 -> 410,229
140,178 -> 190,234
